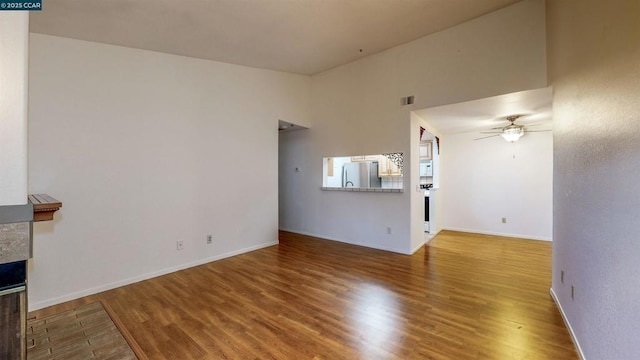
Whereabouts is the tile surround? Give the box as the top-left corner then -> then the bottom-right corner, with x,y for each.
381,177 -> 403,189
0,222 -> 31,263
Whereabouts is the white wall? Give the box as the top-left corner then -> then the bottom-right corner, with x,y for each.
0,13 -> 29,205
440,128 -> 553,240
279,0 -> 548,254
547,0 -> 640,358
28,34 -> 310,309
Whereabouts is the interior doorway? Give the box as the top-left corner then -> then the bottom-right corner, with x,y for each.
277,119 -> 308,232
419,128 -> 439,241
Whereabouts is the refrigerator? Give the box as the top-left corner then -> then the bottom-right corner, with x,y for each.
342,162 -> 381,188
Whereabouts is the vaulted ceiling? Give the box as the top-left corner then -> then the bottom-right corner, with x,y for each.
30,0 -> 521,75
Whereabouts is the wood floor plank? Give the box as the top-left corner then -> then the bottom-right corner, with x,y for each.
29,230 -> 578,359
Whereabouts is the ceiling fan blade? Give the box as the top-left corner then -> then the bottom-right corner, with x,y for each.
526,129 -> 552,132
524,122 -> 546,127
489,126 -> 505,130
479,131 -> 502,134
474,134 -> 500,140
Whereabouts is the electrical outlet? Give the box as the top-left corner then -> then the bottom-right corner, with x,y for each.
176,240 -> 184,251
571,285 -> 575,300
501,217 -> 507,224
207,235 -> 213,244
561,270 -> 565,284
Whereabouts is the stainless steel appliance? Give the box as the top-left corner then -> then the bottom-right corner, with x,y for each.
342,161 -> 381,188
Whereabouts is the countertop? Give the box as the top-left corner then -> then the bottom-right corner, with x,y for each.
322,187 -> 403,193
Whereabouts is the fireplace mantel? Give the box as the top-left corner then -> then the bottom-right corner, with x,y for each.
28,194 -> 62,222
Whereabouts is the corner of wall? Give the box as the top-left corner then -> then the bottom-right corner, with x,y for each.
549,288 -> 586,360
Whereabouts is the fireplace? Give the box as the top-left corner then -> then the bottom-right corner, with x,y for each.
0,204 -> 33,360
0,260 -> 27,359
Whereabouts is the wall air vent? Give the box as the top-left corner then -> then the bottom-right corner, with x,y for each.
401,95 -> 415,106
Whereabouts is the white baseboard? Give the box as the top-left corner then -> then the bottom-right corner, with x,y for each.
29,241 -> 278,311
409,228 -> 442,254
549,288 -> 586,360
426,228 -> 441,241
279,228 -> 410,255
443,227 -> 551,241
410,240 -> 425,255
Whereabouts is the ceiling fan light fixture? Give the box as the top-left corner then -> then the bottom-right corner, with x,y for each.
500,128 -> 524,142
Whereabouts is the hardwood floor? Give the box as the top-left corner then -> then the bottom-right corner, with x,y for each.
30,231 -> 577,359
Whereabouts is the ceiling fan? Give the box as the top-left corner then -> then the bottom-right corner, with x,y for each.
474,114 -> 550,142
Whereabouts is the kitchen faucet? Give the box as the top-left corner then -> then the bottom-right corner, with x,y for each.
345,181 -> 354,187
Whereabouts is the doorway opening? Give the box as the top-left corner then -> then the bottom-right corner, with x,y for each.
420,128 -> 439,242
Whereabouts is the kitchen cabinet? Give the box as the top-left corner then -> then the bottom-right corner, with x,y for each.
327,157 -> 334,177
378,155 -> 402,177
351,155 -> 380,162
420,141 -> 432,159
